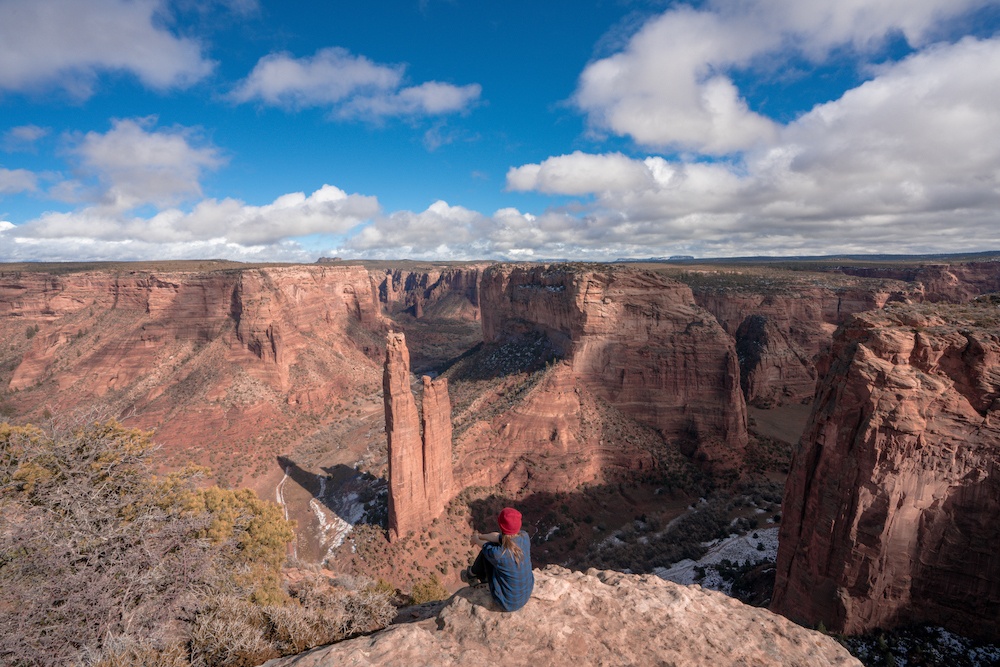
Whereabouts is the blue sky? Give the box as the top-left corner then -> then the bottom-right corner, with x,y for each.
1,0 -> 1000,262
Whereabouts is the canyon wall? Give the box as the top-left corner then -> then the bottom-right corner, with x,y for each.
383,332 -> 453,540
692,283 -> 901,407
374,265 -> 485,321
479,264 -> 748,470
0,265 -> 387,482
772,302 -> 1000,639
835,261 -> 1000,303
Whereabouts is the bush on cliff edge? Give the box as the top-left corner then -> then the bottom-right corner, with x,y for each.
0,420 -> 393,667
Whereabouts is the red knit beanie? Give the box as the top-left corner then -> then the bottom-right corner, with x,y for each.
497,507 -> 522,535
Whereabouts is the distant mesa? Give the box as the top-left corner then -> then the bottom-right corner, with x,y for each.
316,256 -> 342,263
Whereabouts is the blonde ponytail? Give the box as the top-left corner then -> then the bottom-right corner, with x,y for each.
501,533 -> 524,565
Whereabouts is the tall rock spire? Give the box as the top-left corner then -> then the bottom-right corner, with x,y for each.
383,332 -> 454,541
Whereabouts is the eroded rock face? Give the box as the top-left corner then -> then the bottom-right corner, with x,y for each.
266,565 -> 861,667
772,303 -> 1000,639
836,261 -> 1000,303
480,265 -> 748,470
0,265 -> 387,489
383,332 -> 453,540
375,266 -> 484,321
694,286 -> 897,407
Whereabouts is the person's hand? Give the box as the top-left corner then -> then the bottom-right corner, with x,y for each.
470,532 -> 480,546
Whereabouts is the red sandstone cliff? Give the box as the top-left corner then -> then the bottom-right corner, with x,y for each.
0,265 -> 387,479
478,265 -> 748,471
772,302 -> 1000,639
834,261 -> 1000,303
692,283 -> 901,407
374,266 -> 484,321
384,332 -> 453,540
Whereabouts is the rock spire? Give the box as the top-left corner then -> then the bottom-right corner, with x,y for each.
383,332 -> 454,541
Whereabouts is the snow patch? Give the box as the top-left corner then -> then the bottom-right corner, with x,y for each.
654,527 -> 779,594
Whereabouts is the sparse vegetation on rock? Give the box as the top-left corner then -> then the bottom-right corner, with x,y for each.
0,419 -> 393,667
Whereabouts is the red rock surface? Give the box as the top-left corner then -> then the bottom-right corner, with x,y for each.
453,361 -> 659,495
835,261 -> 1000,303
375,266 -> 485,321
772,302 -> 1000,639
0,266 -> 387,483
480,264 -> 748,470
421,374 -> 454,519
266,565 -> 861,667
383,332 -> 454,540
693,284 -> 898,407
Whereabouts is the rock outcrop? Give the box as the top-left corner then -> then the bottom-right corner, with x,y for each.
693,283 -> 899,407
266,565 -> 861,667
374,266 -> 484,321
772,303 -> 1000,639
480,265 -> 748,469
834,261 -> 1000,303
0,265 -> 387,500
384,332 -> 453,540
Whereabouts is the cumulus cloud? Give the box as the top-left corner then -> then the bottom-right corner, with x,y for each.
0,0 -> 214,97
232,47 -> 481,118
15,184 -> 377,246
348,200 -> 488,254
510,37 -> 1000,257
68,118 -> 224,210
575,0 -> 993,153
3,125 -> 50,151
0,167 -> 38,194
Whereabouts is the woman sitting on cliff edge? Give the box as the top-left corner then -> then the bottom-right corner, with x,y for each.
463,507 -> 534,612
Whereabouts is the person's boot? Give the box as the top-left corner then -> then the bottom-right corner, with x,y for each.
460,567 -> 485,586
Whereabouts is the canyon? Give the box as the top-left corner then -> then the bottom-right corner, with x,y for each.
772,300 -> 1000,639
3,257 -> 1000,653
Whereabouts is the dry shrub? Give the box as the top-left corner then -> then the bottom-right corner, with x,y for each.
0,419 -> 392,667
188,578 -> 395,666
84,636 -> 190,667
410,574 -> 449,604
189,596 -> 275,667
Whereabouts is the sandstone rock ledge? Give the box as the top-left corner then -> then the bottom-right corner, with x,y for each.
265,566 -> 859,667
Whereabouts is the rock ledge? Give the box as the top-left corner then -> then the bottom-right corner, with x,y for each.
266,565 -> 859,667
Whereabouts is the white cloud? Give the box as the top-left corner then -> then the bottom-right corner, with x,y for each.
0,0 -> 214,97
507,151 -> 658,195
349,200 -> 487,253
575,0 -> 993,153
0,220 -> 14,232
68,118 -> 224,210
3,125 -> 50,151
231,48 -> 402,108
232,47 -> 481,118
509,37 -> 1000,257
0,167 -> 38,194
14,184 -> 378,248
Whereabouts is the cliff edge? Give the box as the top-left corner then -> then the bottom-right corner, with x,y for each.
773,301 -> 1000,638
265,566 -> 860,667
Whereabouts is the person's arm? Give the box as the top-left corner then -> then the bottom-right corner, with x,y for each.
470,531 -> 500,547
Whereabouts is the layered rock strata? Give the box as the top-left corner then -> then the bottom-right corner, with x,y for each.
384,332 -> 453,540
266,565 -> 861,667
375,266 -> 484,321
772,303 -> 1000,639
479,265 -> 748,469
693,284 -> 898,407
0,265 -> 387,492
835,260 -> 1000,303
